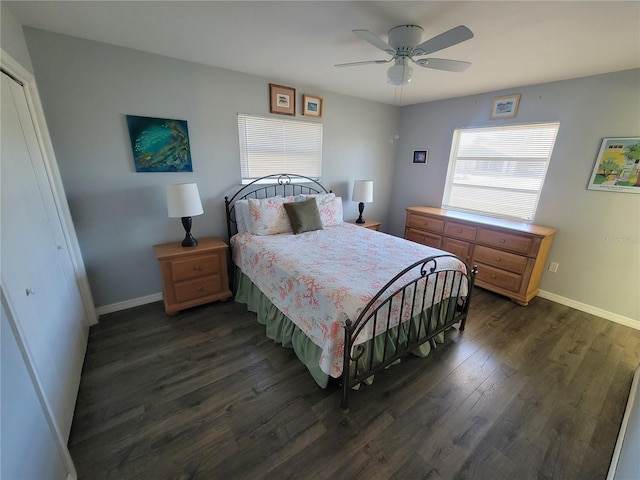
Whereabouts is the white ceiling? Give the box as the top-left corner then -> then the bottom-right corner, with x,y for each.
6,1 -> 640,106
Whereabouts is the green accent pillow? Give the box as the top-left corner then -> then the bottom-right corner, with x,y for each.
284,198 -> 323,234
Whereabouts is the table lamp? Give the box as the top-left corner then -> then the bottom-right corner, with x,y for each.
166,183 -> 204,247
352,180 -> 373,224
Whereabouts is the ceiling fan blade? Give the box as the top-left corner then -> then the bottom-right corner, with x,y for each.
414,58 -> 471,72
411,25 -> 474,56
334,59 -> 392,68
353,29 -> 396,55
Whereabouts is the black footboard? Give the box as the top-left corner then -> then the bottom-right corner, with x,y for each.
341,254 -> 477,410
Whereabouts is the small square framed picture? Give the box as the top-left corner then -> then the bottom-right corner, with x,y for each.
303,94 -> 323,118
490,94 -> 521,119
413,150 -> 428,164
270,83 -> 296,116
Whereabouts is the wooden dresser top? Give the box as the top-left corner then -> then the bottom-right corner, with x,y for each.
406,206 -> 557,237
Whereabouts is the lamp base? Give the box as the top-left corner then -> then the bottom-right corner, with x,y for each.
356,202 -> 365,224
182,233 -> 198,247
181,216 -> 198,247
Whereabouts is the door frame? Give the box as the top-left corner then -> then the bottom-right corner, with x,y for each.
1,49 -> 97,326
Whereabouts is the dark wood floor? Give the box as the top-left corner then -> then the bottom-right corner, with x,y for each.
68,288 -> 640,479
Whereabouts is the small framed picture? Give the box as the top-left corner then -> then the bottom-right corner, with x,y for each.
490,94 -> 521,119
269,83 -> 296,116
302,94 -> 323,118
413,150 -> 428,164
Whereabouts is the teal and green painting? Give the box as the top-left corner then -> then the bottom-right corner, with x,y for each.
126,115 -> 193,172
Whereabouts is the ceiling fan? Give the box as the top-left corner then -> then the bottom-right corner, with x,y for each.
335,24 -> 474,85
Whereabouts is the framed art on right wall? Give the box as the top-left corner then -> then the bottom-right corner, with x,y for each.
587,137 -> 640,193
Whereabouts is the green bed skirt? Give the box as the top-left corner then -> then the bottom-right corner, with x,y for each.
234,268 -> 448,389
235,269 -> 330,387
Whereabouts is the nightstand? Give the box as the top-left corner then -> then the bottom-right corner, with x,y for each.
353,220 -> 381,231
154,237 -> 232,315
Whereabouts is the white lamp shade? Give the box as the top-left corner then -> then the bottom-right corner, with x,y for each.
352,180 -> 374,203
166,183 -> 204,218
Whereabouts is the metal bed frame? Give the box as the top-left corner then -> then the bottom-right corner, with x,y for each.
225,174 -> 477,410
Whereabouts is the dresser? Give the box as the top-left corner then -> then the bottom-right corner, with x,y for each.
405,206 -> 556,306
154,237 -> 232,315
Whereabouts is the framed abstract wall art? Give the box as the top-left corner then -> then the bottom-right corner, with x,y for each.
269,84 -> 296,116
587,137 -> 640,193
126,115 -> 193,172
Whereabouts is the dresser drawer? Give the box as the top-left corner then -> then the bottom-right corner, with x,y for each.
171,254 -> 220,282
406,213 -> 445,233
442,237 -> 472,262
476,228 -> 533,255
174,275 -> 222,303
473,245 -> 528,274
475,263 -> 523,293
406,228 -> 442,249
444,221 -> 476,241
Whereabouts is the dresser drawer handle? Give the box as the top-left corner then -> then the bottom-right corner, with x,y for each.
457,228 -> 462,233
491,274 -> 497,279
196,286 -> 204,291
193,265 -> 202,271
499,239 -> 506,243
496,257 -> 502,262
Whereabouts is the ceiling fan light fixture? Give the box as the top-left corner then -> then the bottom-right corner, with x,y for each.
387,62 -> 413,86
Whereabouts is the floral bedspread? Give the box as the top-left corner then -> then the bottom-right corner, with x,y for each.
231,223 -> 468,377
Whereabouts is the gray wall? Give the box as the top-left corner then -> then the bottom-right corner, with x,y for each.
23,28 -> 399,308
389,69 -> 640,323
0,3 -> 33,74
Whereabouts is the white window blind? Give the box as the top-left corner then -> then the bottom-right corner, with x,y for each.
238,114 -> 322,182
442,122 -> 559,222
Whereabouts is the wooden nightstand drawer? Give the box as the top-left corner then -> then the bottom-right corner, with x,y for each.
406,212 -> 444,233
475,262 -> 523,293
444,221 -> 476,242
154,237 -> 232,315
171,255 -> 220,282
477,228 -> 533,255
473,245 -> 528,274
174,275 -> 222,303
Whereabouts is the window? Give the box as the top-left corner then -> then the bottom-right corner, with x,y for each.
442,122 -> 559,222
237,114 -> 322,182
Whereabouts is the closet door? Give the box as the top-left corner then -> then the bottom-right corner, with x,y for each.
1,71 -> 88,439
1,294 -> 74,480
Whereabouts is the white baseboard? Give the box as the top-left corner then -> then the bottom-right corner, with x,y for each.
95,293 -> 163,317
538,290 -> 639,331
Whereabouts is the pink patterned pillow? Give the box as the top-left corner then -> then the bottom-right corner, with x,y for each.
248,196 -> 295,235
316,196 -> 343,227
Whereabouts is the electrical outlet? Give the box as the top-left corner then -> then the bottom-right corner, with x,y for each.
548,262 -> 559,273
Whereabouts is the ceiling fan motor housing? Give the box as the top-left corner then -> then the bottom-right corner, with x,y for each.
388,25 -> 424,56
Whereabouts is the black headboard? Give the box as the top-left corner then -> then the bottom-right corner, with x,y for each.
224,173 -> 329,243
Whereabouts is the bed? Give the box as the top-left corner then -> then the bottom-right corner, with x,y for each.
225,174 -> 477,410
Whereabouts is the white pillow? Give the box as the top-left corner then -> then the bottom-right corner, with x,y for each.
301,192 -> 335,202
247,196 -> 295,235
315,195 -> 343,226
235,199 -> 250,233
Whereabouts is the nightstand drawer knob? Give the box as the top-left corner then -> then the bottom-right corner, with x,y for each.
193,265 -> 202,271
196,286 -> 204,291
